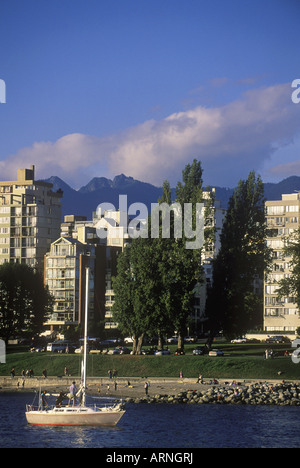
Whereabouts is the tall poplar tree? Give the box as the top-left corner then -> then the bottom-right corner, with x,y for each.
171,159 -> 204,348
206,171 -> 271,339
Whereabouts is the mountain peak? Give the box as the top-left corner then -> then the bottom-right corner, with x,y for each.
78,174 -> 137,193
112,174 -> 135,188
43,176 -> 73,192
78,177 -> 113,193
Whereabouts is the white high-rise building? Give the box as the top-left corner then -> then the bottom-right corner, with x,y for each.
0,166 -> 62,273
264,193 -> 300,334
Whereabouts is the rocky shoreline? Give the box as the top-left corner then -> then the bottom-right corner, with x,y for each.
123,381 -> 300,406
1,376 -> 300,407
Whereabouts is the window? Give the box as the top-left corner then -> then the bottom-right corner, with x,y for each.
284,308 -> 299,315
265,296 -> 282,305
265,285 -> 279,294
284,297 -> 296,304
286,205 -> 299,212
265,308 -> 279,316
267,239 -> 284,249
267,205 -> 284,215
271,274 -> 284,282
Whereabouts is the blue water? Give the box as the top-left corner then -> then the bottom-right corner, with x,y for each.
0,392 -> 299,448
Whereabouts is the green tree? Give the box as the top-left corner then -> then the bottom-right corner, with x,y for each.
206,171 -> 271,339
149,160 -> 204,349
0,263 -> 53,344
113,160 -> 205,352
112,238 -> 169,354
170,159 -> 204,348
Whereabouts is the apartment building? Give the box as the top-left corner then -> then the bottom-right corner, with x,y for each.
191,189 -> 226,334
57,211 -> 130,330
0,166 -> 62,273
44,237 -> 96,327
44,231 -> 121,329
264,193 -> 300,333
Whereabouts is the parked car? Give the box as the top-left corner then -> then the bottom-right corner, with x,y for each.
193,346 -> 205,355
141,347 -> 156,355
231,338 -> 247,343
209,349 -> 224,357
174,348 -> 185,355
155,349 -> 171,355
167,336 -> 178,344
124,337 -> 134,344
46,341 -> 70,353
30,346 -> 46,353
266,336 -> 284,344
100,338 -> 121,347
107,348 -> 120,355
292,338 -> 300,348
184,336 -> 196,343
119,347 -> 130,355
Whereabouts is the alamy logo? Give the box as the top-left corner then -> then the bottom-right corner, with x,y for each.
0,79 -> 6,103
95,195 -> 204,250
0,339 -> 6,363
292,348 -> 300,364
291,79 -> 300,104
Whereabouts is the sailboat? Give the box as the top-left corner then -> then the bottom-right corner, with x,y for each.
25,267 -> 126,426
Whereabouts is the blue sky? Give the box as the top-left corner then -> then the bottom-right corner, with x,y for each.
0,0 -> 300,189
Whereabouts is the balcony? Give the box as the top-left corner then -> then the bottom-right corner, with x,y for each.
104,321 -> 118,329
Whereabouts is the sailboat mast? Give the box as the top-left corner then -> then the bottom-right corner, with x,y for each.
82,266 -> 89,407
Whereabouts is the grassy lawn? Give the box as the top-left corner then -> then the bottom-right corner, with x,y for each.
1,342 -> 299,381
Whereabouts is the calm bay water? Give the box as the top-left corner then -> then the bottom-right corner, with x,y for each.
0,391 -> 299,449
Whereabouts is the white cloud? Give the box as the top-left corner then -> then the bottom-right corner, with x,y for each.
1,83 -> 300,188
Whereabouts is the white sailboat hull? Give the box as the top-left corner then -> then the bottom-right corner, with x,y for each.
25,268 -> 126,427
25,405 -> 125,426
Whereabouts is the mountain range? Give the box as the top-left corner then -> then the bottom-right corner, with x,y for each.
44,174 -> 300,219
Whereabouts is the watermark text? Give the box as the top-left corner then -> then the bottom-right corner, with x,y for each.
0,79 -> 6,103
0,339 -> 6,363
292,348 -> 300,364
95,195 -> 204,250
291,79 -> 300,104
